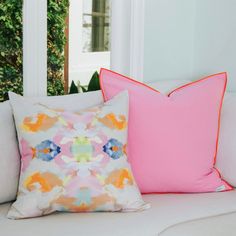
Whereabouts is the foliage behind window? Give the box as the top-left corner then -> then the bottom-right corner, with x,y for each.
0,0 -> 69,101
47,0 -> 69,96
0,0 -> 23,102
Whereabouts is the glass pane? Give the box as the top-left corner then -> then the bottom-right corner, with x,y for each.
0,0 -> 23,102
83,0 -> 111,52
71,0 -> 111,91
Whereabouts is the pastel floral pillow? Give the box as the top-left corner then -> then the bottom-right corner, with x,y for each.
8,91 -> 148,219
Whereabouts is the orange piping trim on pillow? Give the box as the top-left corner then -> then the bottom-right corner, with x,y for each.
167,72 -> 227,97
213,74 -> 227,165
100,68 -> 227,97
99,68 -> 161,101
215,167 -> 234,190
99,68 -> 234,191
141,187 -> 234,195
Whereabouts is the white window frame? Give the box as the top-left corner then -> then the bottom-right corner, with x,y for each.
129,0 -> 145,81
23,0 -> 145,96
110,0 -> 145,81
23,0 -> 47,97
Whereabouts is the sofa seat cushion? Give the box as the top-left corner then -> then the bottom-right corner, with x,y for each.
160,212 -> 236,236
1,191 -> 236,236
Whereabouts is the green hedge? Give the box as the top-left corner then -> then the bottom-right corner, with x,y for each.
0,0 -> 23,102
0,0 -> 69,101
47,0 -> 69,96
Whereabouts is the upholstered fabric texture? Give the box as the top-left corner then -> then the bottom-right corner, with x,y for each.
0,101 -> 20,204
216,92 -> 236,187
8,91 -> 148,219
100,69 -> 232,193
1,191 -> 236,236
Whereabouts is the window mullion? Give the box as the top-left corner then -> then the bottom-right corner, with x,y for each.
23,0 -> 47,97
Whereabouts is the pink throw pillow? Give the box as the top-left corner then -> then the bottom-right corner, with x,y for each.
100,69 -> 233,193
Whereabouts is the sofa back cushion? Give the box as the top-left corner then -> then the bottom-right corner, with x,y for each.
100,69 -> 232,193
216,93 -> 236,187
0,101 -> 20,203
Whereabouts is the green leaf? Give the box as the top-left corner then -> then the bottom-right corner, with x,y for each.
87,71 -> 100,92
47,0 -> 69,96
81,86 -> 87,93
69,80 -> 78,94
0,0 -> 23,101
0,0 -> 70,101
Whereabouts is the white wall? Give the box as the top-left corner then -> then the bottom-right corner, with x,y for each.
143,0 -> 196,83
194,0 -> 236,91
143,0 -> 236,91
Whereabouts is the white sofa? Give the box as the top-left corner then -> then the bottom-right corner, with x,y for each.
1,80 -> 236,236
1,191 -> 236,236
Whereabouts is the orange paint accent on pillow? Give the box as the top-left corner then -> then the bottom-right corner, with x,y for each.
22,114 -> 58,132
105,169 -> 133,189
24,172 -> 63,192
98,113 -> 127,130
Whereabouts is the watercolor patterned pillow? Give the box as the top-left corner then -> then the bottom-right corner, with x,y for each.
8,91 -> 148,219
